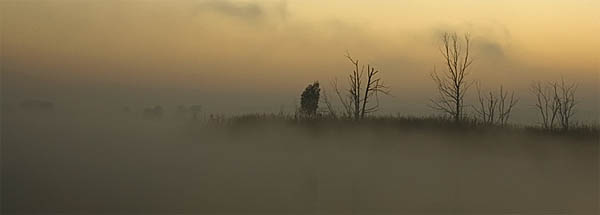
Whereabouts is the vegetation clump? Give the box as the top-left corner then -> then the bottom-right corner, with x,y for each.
300,81 -> 321,116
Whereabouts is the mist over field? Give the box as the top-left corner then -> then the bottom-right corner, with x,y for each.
1,0 -> 600,214
2,110 -> 598,214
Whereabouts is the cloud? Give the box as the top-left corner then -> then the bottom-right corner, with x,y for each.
476,39 -> 505,60
429,21 -> 511,62
192,0 -> 288,22
194,0 -> 264,19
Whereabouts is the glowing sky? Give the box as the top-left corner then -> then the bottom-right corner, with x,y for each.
1,0 -> 598,122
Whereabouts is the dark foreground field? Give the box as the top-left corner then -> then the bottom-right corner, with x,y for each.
2,111 -> 598,214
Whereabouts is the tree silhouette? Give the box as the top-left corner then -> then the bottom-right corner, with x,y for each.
474,83 -> 518,126
430,33 -> 473,122
556,78 -> 577,130
333,52 -> 390,120
531,81 -> 559,130
300,81 -> 321,116
531,78 -> 578,131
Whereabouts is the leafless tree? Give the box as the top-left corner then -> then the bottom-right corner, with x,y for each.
497,86 -> 519,126
430,33 -> 474,122
474,82 -> 497,125
530,81 -> 560,130
332,52 -> 390,120
474,83 -> 518,126
556,78 -> 578,130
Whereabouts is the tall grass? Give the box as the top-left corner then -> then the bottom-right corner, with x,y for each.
198,112 -> 599,139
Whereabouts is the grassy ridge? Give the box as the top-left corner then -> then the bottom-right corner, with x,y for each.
200,113 -> 600,139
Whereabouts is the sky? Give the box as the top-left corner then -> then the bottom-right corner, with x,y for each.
1,0 -> 599,123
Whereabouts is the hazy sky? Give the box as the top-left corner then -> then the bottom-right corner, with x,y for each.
2,0 -> 598,123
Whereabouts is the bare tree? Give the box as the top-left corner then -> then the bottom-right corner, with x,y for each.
497,86 -> 519,126
430,33 -> 474,122
474,83 -> 518,126
332,52 -> 390,120
556,78 -> 577,130
530,81 -> 560,130
346,54 -> 363,120
474,82 -> 497,125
